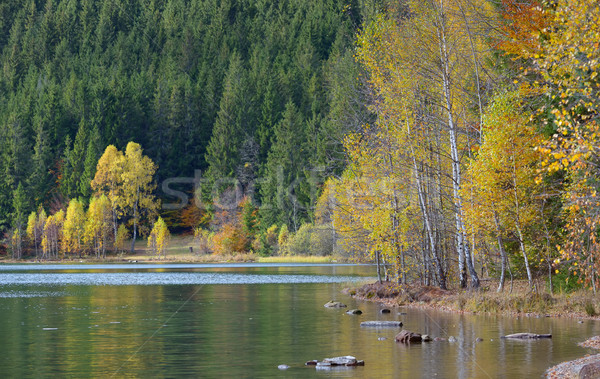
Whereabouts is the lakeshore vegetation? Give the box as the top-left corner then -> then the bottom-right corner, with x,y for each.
1,0 -> 599,295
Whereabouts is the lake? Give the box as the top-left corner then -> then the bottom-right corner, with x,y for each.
0,263 -> 597,378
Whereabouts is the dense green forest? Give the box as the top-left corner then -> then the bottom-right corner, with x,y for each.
3,0 -> 600,295
0,0 -> 373,237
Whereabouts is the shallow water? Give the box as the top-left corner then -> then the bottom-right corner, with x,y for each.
0,263 -> 597,378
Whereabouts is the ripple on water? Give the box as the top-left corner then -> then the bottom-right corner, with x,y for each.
0,291 -> 66,298
0,272 -> 373,286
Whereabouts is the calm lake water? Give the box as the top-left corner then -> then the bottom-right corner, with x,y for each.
0,263 -> 597,378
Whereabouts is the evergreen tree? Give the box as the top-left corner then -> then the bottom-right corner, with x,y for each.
260,101 -> 308,231
204,53 -> 250,193
79,126 -> 101,199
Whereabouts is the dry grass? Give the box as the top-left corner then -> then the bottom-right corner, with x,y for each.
349,279 -> 600,320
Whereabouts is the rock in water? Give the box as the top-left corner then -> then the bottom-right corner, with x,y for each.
324,301 -> 347,308
277,365 -> 290,370
395,330 -> 422,343
346,309 -> 362,315
310,356 -> 365,368
323,356 -> 357,366
360,321 -> 403,327
501,333 -> 552,339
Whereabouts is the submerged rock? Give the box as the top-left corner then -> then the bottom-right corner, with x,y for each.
395,330 -> 422,343
309,356 -> 364,369
346,309 -> 362,315
324,301 -> 347,308
501,333 -> 552,339
360,321 -> 403,327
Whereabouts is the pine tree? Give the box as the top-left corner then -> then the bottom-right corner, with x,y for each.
260,101 -> 308,231
79,126 -> 101,199
204,53 -> 249,192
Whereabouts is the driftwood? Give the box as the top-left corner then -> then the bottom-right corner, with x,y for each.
501,333 -> 552,339
360,321 -> 403,327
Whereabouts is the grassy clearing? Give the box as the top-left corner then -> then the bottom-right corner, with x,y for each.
116,235 -> 344,263
0,235 -> 350,264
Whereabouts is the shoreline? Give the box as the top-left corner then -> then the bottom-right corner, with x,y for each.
347,281 -> 600,378
0,254 -> 353,265
346,281 -> 600,321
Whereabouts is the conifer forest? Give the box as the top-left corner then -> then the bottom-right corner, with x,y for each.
1,0 -> 600,292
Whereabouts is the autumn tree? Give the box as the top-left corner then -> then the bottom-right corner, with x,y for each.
462,91 -> 544,291
148,217 -> 170,259
354,0 -> 499,288
62,198 -> 85,256
92,142 -> 158,253
41,210 -> 64,259
121,142 -> 158,252
499,0 -> 600,291
91,145 -> 124,244
84,195 -> 112,259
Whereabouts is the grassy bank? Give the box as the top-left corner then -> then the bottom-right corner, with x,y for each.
0,235 -> 349,264
348,280 -> 600,320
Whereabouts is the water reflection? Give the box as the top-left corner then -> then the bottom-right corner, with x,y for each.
0,264 -> 597,378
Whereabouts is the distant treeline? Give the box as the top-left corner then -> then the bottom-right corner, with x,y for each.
0,0 -> 375,239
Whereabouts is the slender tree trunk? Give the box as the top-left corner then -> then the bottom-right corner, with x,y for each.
511,161 -> 533,289
407,119 -> 447,289
376,250 -> 382,284
515,222 -> 533,289
540,199 -> 554,294
493,211 -> 507,292
436,4 -> 479,288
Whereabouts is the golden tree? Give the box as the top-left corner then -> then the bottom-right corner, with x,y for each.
148,217 -> 170,259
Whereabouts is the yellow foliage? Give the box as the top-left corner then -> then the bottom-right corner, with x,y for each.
148,217 -> 170,259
